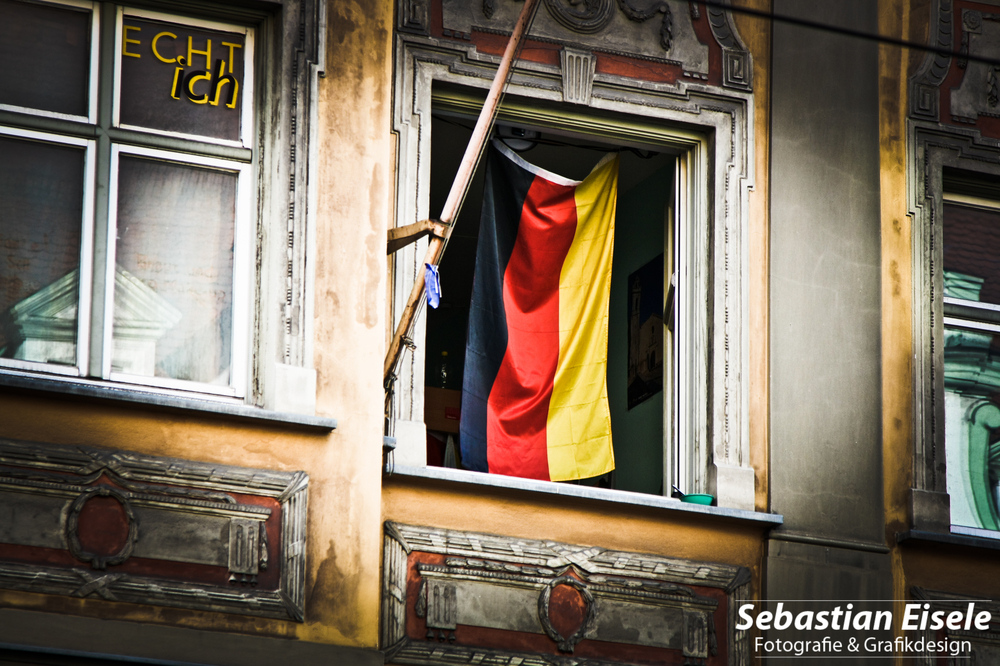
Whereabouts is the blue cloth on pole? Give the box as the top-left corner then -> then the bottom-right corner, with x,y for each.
425,263 -> 442,309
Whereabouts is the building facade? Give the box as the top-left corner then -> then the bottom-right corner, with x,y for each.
0,0 -> 998,664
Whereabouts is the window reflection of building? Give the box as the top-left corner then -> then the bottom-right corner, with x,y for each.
3,267 -> 181,377
942,197 -> 1000,533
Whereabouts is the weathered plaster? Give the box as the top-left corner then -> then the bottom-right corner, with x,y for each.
381,477 -> 767,569
734,0 -> 772,514
878,0 -> 916,620
307,0 -> 395,648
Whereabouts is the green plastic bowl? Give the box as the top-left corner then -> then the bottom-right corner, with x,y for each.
681,493 -> 714,505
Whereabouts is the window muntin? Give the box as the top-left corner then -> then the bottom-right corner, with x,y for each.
0,0 -> 254,398
0,0 -> 99,122
943,194 -> 1000,533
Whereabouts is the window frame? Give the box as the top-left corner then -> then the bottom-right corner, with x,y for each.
388,30 -> 756,510
0,124 -> 96,378
104,144 -> 253,396
937,188 -> 1000,536
910,122 -> 1000,537
0,0 -> 326,414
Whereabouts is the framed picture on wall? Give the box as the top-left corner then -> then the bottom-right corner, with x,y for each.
627,253 -> 664,409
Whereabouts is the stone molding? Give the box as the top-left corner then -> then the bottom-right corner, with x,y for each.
0,437 -> 308,620
908,122 -> 1000,533
382,522 -> 752,665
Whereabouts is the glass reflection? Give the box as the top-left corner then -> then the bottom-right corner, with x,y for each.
112,155 -> 236,385
0,135 -> 84,366
0,0 -> 91,117
944,324 -> 1000,530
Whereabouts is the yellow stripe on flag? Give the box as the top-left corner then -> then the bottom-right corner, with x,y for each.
546,153 -> 619,481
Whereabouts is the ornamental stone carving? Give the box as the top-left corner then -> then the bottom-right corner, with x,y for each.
0,438 -> 308,620
382,522 -> 750,665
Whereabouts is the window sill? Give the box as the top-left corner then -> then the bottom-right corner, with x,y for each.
0,369 -> 336,432
388,464 -> 783,526
897,529 -> 1000,552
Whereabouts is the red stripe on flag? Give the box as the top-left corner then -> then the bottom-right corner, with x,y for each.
486,175 -> 578,480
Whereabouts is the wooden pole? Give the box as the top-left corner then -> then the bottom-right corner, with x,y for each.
384,0 -> 541,386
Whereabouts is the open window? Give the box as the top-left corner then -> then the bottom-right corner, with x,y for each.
389,13 -> 755,507
425,106 -> 680,495
389,64 -> 755,509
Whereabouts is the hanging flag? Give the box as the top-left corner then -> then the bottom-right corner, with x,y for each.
460,141 -> 618,482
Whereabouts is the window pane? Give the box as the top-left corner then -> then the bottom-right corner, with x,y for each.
112,155 -> 236,386
0,0 -> 91,117
944,325 -> 1000,531
119,16 -> 246,142
0,135 -> 85,366
943,202 -> 1000,305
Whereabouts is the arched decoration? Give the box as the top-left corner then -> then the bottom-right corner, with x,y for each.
966,401 -> 1000,530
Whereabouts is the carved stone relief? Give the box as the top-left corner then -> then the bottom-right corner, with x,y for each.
559,48 -> 595,104
439,0 -> 730,81
0,438 -> 308,620
382,523 -> 750,665
909,0 -> 953,122
952,9 -> 1000,123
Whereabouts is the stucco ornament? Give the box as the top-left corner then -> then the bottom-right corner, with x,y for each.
542,0 -> 616,34
535,0 -> 673,49
537,576 -> 598,653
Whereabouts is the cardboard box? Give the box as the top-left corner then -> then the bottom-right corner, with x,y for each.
424,387 -> 461,433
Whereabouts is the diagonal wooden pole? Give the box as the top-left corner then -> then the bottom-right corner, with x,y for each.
384,0 -> 542,388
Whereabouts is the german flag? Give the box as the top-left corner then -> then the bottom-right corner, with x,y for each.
460,141 -> 618,482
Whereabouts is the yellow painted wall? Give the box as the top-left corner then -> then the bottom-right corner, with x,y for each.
382,477 -> 768,573
0,0 -> 395,651
733,0 -> 772,514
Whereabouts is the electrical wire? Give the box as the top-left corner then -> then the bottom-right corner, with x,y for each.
696,0 -> 1000,68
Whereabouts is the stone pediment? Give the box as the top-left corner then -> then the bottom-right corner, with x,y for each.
3,267 -> 182,370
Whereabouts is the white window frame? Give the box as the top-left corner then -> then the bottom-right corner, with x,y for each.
104,145 -> 252,397
112,6 -> 255,149
0,125 -> 96,378
0,0 -> 325,414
